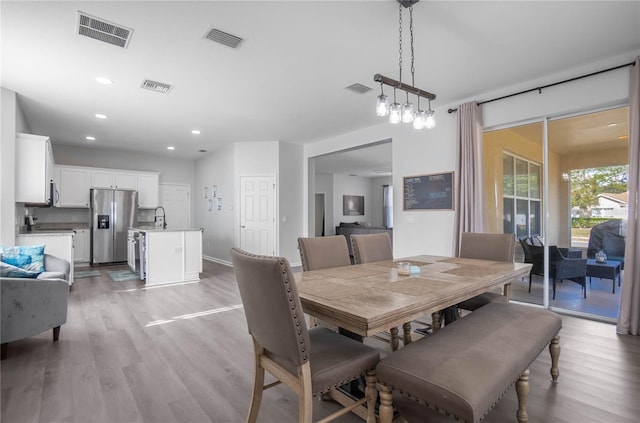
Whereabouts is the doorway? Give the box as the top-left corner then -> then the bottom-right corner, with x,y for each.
315,194 -> 325,236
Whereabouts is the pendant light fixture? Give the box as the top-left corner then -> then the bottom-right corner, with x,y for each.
374,0 -> 436,129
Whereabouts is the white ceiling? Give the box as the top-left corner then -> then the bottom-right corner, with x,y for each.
2,1 -> 639,160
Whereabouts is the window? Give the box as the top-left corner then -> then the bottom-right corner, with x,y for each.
503,153 -> 541,237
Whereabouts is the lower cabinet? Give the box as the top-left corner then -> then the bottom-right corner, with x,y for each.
141,229 -> 202,286
74,229 -> 90,263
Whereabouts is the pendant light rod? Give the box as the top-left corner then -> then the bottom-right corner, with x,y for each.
374,74 -> 436,100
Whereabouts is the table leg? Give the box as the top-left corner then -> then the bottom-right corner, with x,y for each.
431,311 -> 442,332
503,282 -> 511,301
390,327 -> 400,351
402,322 -> 412,346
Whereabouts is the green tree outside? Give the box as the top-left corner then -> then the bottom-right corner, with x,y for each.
570,165 -> 628,216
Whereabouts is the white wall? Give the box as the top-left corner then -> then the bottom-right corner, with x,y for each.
279,142 -> 304,262
1,88 -> 18,244
369,175 -> 392,227
315,173 -> 334,235
194,144 -> 235,264
305,53 -> 636,259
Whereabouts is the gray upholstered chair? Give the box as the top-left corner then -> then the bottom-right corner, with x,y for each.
455,232 -> 514,313
350,232 -> 393,265
1,254 -> 71,360
298,235 -> 352,328
230,248 -> 379,423
298,235 -> 351,271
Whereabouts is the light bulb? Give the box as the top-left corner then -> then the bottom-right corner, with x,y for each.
425,110 -> 436,129
402,101 -> 414,123
389,103 -> 401,124
376,94 -> 389,116
413,110 -> 426,129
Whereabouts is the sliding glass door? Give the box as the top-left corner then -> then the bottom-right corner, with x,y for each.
484,106 -> 629,320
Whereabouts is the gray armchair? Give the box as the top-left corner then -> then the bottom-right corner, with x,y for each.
1,254 -> 70,360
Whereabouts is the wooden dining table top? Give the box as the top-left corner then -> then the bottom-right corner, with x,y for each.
295,255 -> 532,338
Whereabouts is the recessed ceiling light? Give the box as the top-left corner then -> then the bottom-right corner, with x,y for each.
85,136 -> 96,141
95,113 -> 107,119
96,77 -> 113,85
167,146 -> 175,150
191,129 -> 201,135
607,123 -> 618,127
198,149 -> 208,153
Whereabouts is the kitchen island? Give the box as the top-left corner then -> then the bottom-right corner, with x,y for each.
130,228 -> 202,286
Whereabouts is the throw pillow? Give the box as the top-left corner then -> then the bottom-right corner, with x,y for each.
0,244 -> 45,274
0,261 -> 39,278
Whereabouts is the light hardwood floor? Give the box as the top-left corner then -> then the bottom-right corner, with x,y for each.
2,260 -> 639,422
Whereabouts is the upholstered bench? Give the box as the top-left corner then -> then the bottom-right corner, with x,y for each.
376,302 -> 561,423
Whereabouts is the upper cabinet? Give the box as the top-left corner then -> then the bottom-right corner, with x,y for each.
15,133 -> 55,205
55,165 -> 160,209
59,166 -> 90,207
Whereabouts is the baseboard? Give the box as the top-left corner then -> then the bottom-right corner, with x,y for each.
203,255 -> 232,267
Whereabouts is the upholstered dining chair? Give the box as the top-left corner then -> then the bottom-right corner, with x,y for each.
350,232 -> 393,265
455,232 -> 515,313
230,248 -> 379,423
298,235 -> 351,271
298,235 -> 352,328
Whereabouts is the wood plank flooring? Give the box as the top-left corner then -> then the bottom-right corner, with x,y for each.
2,260 -> 639,422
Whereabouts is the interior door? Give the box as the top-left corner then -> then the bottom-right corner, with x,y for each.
240,175 -> 276,255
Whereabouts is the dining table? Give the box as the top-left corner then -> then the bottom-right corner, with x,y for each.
295,254 -> 532,351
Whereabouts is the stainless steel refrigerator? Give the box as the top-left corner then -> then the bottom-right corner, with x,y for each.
90,189 -> 138,265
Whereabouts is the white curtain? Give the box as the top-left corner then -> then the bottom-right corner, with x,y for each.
617,57 -> 640,335
453,102 -> 485,255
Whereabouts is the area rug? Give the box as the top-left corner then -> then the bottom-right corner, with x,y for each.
107,270 -> 140,282
74,270 -> 102,278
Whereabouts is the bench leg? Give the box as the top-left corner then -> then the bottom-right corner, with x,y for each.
378,384 -> 394,423
549,335 -> 561,383
431,311 -> 442,332
515,368 -> 530,423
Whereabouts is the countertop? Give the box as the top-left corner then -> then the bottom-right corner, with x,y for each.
132,227 -> 203,233
18,229 -> 75,236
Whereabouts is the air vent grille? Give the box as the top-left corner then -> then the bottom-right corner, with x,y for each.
77,11 -> 133,48
203,27 -> 243,48
141,79 -> 174,94
346,83 -> 373,94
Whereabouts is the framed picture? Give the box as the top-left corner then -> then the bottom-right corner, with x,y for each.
343,195 -> 364,216
203,186 -> 209,198
403,172 -> 454,210
211,185 -> 217,197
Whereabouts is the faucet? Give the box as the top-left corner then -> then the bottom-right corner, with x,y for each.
154,206 -> 167,229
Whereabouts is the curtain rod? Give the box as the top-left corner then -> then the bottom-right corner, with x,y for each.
447,61 -> 636,114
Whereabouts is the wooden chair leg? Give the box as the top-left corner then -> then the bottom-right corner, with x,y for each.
389,327 -> 400,351
549,335 -> 561,383
378,384 -> 394,423
1,343 -> 7,360
515,368 -> 530,423
298,362 -> 313,423
247,340 -> 265,423
53,326 -> 61,342
365,370 -> 377,423
402,322 -> 412,346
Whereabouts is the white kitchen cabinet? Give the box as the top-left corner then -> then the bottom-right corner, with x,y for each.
15,133 -> 55,205
58,166 -> 90,207
16,232 -> 74,285
114,172 -> 138,190
90,170 -> 114,188
73,229 -> 90,263
137,173 -> 159,208
140,228 -> 202,286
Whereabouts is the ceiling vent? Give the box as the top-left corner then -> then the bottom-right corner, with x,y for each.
346,83 -> 373,94
77,11 -> 133,48
203,27 -> 243,49
141,79 -> 174,94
